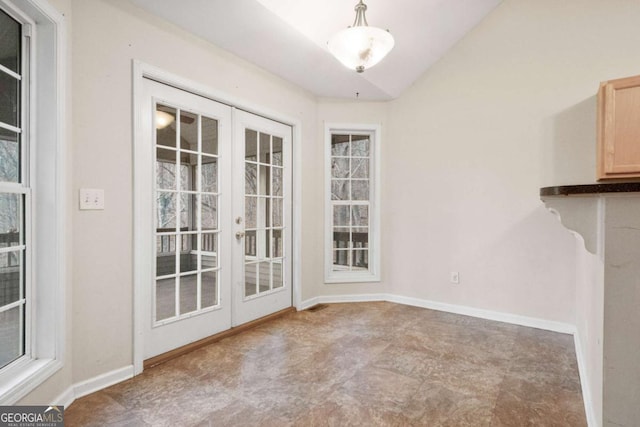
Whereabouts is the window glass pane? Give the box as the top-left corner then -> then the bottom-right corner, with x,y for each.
201,271 -> 217,308
332,250 -> 350,269
201,117 -> 218,156
0,72 -> 19,127
0,249 -> 20,306
0,129 -> 19,183
351,205 -> 368,227
351,180 -> 369,200
0,193 -> 20,246
351,136 -> 370,157
200,158 -> 217,193
0,306 -> 22,368
333,205 -> 350,227
352,227 -> 369,249
156,277 -> 176,321
331,158 -> 349,178
352,249 -> 369,269
331,134 -> 349,156
180,111 -> 198,152
179,274 -> 197,314
331,180 -> 349,201
351,158 -> 369,178
333,229 -> 349,249
156,105 -> 177,147
0,10 -> 20,74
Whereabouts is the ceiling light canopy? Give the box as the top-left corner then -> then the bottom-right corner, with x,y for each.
327,0 -> 394,73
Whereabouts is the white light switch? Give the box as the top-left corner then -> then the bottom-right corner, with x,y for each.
79,188 -> 105,210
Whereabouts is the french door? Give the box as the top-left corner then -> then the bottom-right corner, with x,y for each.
139,79 -> 292,360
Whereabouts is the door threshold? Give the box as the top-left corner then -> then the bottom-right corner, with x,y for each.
143,307 -> 296,370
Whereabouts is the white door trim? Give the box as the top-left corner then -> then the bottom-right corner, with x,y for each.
132,60 -> 302,375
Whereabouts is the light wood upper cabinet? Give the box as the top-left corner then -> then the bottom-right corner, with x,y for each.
597,74 -> 640,180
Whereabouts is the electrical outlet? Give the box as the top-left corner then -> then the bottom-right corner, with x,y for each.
450,271 -> 460,284
79,188 -> 105,210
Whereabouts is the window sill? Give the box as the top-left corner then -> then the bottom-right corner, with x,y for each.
325,272 -> 381,284
0,358 -> 63,405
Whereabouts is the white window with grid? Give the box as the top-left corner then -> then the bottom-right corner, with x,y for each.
0,0 -> 66,404
325,124 -> 380,283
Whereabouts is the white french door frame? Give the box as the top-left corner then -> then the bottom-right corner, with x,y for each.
132,61 -> 302,375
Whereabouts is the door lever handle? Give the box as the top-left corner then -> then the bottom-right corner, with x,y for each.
235,231 -> 245,240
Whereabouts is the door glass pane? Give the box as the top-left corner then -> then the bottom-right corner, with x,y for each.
0,306 -> 21,368
245,196 -> 257,229
0,193 -> 21,246
272,260 -> 283,288
156,105 -> 177,147
201,270 -> 217,308
201,194 -> 217,230
272,199 -> 283,228
259,165 -> 269,195
258,261 -> 270,292
156,235 -> 176,276
245,230 -> 256,257
259,133 -> 269,164
0,250 -> 21,306
180,274 -> 197,314
245,130 -> 257,161
0,129 -> 20,183
272,229 -> 283,258
202,117 -> 218,156
272,167 -> 282,197
180,234 -> 197,274
156,192 -> 176,229
245,163 -> 257,195
156,150 -> 176,190
180,194 -> 196,230
0,11 -> 20,74
180,111 -> 198,152
200,158 -> 217,193
245,262 -> 257,297
272,137 -> 282,166
156,278 -> 176,321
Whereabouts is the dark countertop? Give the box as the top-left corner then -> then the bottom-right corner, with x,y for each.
540,182 -> 640,196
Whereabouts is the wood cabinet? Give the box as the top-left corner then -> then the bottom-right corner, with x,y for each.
597,74 -> 640,180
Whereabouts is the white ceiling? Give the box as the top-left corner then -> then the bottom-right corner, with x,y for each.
129,0 -> 501,100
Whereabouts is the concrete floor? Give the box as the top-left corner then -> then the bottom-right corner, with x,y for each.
65,302 -> 587,426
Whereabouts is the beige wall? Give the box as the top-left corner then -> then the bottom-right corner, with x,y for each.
17,0 -> 640,411
69,0 -> 316,385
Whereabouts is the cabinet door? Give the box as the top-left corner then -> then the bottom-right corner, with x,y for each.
598,74 -> 640,179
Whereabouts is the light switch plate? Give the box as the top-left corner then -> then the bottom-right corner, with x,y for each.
79,188 -> 105,210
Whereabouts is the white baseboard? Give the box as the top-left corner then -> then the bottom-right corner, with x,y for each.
573,332 -> 598,427
52,365 -> 134,409
300,293 -> 575,334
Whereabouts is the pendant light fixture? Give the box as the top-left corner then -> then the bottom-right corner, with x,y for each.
327,0 -> 394,73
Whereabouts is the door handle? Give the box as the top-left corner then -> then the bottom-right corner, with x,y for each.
235,231 -> 245,240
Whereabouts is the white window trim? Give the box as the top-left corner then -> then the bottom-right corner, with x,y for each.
324,123 -> 381,284
0,0 -> 66,404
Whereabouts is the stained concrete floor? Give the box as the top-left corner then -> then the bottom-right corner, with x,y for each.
65,302 -> 587,426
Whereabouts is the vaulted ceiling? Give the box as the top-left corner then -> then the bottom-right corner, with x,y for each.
129,0 -> 501,100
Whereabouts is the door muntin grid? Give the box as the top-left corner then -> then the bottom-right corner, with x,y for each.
153,102 -> 221,325
244,128 -> 285,299
0,8 -> 28,371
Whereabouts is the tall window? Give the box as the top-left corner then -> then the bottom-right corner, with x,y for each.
325,124 -> 380,283
0,7 -> 27,371
0,0 -> 65,405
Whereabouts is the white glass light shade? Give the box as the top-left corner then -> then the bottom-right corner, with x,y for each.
155,110 -> 175,129
328,26 -> 394,73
